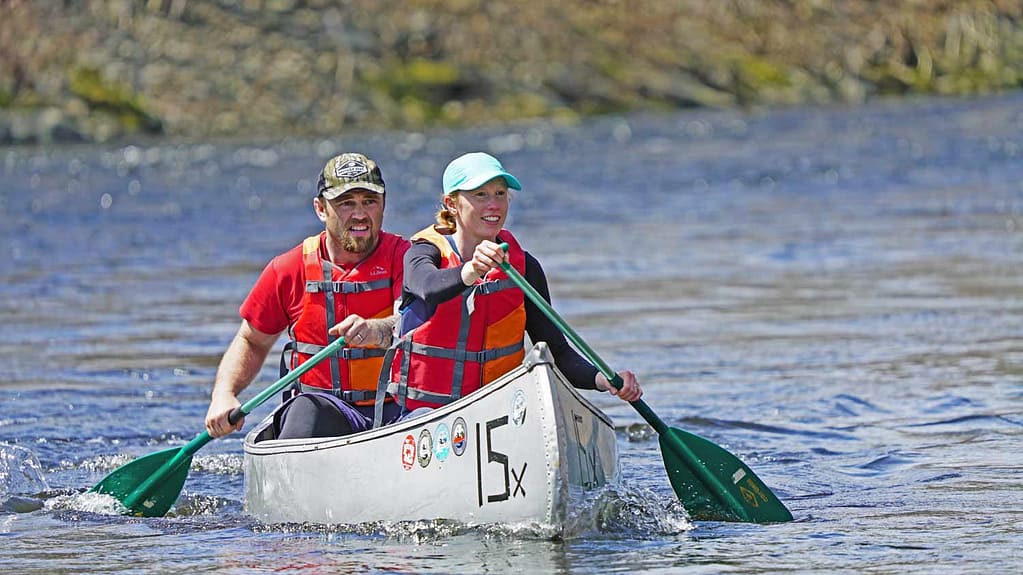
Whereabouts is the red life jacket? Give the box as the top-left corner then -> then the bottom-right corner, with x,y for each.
286,231 -> 402,405
387,226 -> 526,411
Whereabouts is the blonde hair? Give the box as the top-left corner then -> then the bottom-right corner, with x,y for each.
434,205 -> 457,231
434,190 -> 460,231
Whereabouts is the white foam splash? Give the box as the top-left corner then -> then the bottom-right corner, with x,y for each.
47,490 -> 129,516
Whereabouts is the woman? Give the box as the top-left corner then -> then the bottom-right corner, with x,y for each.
386,152 -> 642,415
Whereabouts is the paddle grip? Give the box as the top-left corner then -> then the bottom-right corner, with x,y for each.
228,407 -> 243,426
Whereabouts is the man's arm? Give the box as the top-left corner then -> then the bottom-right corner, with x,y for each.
204,320 -> 280,438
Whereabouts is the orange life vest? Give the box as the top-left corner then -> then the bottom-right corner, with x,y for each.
387,226 -> 526,411
285,231 -> 402,405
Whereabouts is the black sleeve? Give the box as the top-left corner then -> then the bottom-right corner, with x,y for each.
402,241 -> 467,306
523,252 -> 600,390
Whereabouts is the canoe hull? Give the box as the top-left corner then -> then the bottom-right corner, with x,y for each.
243,343 -> 619,528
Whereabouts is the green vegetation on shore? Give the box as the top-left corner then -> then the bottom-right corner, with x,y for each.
2,0 -> 1021,144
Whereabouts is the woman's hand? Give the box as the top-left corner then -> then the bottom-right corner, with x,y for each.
597,370 -> 643,402
461,240 -> 506,285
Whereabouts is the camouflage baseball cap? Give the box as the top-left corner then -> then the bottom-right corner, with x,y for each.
317,153 -> 386,199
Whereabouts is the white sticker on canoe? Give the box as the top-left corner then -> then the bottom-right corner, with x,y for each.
434,422 -> 451,462
418,429 -> 433,468
511,389 -> 527,426
452,417 -> 468,456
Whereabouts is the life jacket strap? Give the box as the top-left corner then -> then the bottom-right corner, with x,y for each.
384,382 -> 455,405
473,278 -> 514,295
296,383 -> 379,404
373,339 -> 404,428
305,278 -> 392,294
290,340 -> 387,359
279,339 -> 387,398
403,340 -> 524,363
371,335 -> 525,428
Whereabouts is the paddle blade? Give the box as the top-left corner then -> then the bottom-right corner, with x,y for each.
91,447 -> 191,517
660,427 -> 793,523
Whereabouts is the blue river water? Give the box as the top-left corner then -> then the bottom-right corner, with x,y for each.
1,93 -> 1021,573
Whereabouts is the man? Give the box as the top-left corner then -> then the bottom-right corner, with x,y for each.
205,153 -> 410,439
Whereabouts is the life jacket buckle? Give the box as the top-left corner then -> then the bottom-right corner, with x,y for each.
281,384 -> 301,403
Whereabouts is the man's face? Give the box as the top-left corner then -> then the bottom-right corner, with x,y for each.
317,189 -> 384,255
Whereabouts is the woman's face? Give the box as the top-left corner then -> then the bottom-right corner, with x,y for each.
447,177 -> 510,241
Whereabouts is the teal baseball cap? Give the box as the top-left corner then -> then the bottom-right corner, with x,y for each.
442,152 -> 522,195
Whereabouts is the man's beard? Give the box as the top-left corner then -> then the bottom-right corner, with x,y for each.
341,230 -> 375,254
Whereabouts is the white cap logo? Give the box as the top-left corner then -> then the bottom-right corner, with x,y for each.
335,158 -> 369,179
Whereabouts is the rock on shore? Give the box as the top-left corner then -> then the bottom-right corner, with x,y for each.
2,0 -> 1021,145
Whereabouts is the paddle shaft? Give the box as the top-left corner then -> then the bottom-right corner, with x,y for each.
496,249 -> 755,519
228,336 -> 346,424
119,336 -> 347,511
496,257 -> 668,432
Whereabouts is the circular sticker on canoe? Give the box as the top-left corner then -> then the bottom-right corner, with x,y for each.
512,388 -> 527,427
434,422 -> 450,462
418,428 -> 433,468
401,434 -> 416,471
452,417 -> 468,457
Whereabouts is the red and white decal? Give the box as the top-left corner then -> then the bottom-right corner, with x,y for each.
401,434 -> 417,470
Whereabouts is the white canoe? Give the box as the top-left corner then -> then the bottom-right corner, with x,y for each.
243,342 -> 620,529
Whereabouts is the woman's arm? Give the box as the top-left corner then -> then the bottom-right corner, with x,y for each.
522,253 -> 643,402
522,252 -> 599,390
403,241 -> 468,305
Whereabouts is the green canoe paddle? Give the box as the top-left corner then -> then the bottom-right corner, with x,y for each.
497,245 -> 792,523
91,337 -> 346,517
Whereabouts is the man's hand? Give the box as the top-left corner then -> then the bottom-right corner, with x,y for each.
203,320 -> 278,438
328,315 -> 395,347
205,392 -> 243,438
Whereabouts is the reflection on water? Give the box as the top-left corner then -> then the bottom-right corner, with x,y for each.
1,93 -> 1022,573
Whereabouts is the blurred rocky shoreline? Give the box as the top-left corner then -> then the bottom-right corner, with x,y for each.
2,0 -> 1022,145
